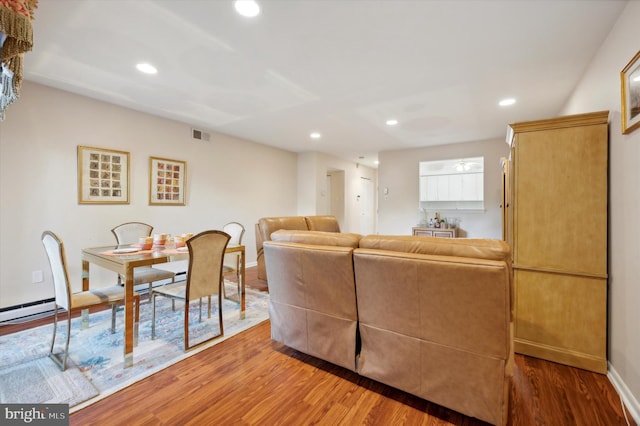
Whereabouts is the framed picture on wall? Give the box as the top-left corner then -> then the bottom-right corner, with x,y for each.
149,156 -> 187,206
621,50 -> 640,134
77,145 -> 130,204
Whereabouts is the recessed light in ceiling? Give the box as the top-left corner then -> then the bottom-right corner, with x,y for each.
136,63 -> 157,74
499,98 -> 516,107
235,0 -> 260,17
310,132 -> 321,139
386,119 -> 399,126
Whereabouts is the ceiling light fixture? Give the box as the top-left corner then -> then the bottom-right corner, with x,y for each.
234,0 -> 260,17
310,132 -> 321,139
136,63 -> 157,74
386,119 -> 398,126
499,98 -> 516,107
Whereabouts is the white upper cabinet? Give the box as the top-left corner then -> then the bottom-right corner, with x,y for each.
419,157 -> 484,207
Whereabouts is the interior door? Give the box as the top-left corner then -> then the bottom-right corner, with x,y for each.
360,177 -> 374,235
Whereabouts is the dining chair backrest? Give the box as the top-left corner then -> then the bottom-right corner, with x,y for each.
186,230 -> 231,302
112,222 -> 153,245
41,231 -> 72,311
223,222 -> 245,245
222,222 -> 244,271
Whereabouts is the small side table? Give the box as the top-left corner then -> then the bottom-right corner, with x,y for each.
412,226 -> 457,238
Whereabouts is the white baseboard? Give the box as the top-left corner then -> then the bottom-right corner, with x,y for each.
608,362 -> 640,424
0,300 -> 56,323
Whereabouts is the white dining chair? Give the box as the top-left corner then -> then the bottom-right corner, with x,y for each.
42,230 -> 140,370
221,221 -> 245,300
111,222 -> 176,298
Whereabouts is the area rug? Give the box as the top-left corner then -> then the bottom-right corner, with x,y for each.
0,356 -> 98,406
0,283 -> 270,411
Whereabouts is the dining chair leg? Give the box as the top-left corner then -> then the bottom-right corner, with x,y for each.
49,306 -> 58,358
62,314 -> 71,371
184,303 -> 190,351
134,296 -> 140,346
111,304 -> 117,333
151,293 -> 157,340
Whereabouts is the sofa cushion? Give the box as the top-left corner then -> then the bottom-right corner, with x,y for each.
271,229 -> 360,248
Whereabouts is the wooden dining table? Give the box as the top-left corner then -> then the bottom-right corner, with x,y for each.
81,243 -> 246,367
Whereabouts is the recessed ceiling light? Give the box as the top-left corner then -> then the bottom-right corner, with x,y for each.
235,0 -> 260,17
374,160 -> 380,165
499,98 -> 516,107
633,75 -> 640,82
310,132 -> 321,139
136,63 -> 157,74
386,119 -> 399,126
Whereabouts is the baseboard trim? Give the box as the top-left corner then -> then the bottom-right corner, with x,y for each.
0,299 -> 56,323
608,362 -> 640,424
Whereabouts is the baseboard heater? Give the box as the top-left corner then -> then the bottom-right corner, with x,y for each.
0,271 -> 191,324
0,298 -> 56,323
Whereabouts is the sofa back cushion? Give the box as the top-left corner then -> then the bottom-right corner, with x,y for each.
264,240 -> 358,371
304,215 -> 341,232
359,234 -> 511,262
353,245 -> 512,425
271,229 -> 360,248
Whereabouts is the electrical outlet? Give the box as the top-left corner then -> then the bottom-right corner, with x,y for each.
32,270 -> 44,283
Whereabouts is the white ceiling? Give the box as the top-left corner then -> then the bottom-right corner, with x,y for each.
22,0 -> 627,168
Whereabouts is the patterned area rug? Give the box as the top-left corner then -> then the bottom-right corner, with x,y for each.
0,357 -> 98,406
0,283 -> 270,411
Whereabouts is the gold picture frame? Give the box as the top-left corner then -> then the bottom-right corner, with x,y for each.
77,146 -> 130,204
621,50 -> 640,134
149,156 -> 187,206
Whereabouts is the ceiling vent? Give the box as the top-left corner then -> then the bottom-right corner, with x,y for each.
191,128 -> 211,142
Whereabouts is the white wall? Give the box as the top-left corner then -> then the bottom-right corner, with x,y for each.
0,82 -> 298,308
378,138 -> 509,238
297,151 -> 376,233
561,1 -> 640,420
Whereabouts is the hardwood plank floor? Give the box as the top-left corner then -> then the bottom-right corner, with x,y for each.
2,267 -> 635,425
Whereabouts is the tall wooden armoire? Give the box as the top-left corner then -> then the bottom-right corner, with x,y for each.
505,110 -> 609,374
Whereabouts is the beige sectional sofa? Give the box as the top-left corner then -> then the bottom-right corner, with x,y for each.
255,215 -> 340,281
263,230 -> 513,426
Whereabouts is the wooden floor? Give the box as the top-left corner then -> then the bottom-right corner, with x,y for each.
2,267 -> 635,425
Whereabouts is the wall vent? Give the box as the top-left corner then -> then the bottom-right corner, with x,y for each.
191,128 -> 211,142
